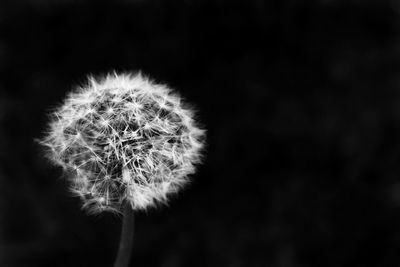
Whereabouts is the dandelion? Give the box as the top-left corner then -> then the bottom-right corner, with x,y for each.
39,72 -> 206,266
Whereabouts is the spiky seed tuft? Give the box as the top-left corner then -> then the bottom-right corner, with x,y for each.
40,72 -> 206,214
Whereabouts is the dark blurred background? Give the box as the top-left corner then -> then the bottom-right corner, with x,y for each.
1,0 -> 400,266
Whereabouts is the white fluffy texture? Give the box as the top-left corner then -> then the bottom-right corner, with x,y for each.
41,73 -> 205,213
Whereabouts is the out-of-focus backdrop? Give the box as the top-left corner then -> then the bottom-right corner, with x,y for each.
1,0 -> 400,266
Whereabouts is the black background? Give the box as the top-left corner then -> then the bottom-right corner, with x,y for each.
1,0 -> 400,266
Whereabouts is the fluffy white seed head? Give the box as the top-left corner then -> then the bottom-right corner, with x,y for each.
40,72 -> 206,214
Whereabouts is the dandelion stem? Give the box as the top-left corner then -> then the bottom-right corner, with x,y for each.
114,203 -> 135,267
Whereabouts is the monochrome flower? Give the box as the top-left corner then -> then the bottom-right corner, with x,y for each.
40,72 -> 205,213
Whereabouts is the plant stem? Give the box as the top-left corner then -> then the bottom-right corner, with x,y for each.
113,203 -> 135,267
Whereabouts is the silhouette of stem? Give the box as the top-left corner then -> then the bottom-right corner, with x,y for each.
114,203 -> 135,267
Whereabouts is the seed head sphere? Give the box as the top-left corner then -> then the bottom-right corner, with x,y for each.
41,73 -> 206,213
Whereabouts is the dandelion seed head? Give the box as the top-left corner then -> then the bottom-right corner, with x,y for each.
40,72 -> 206,213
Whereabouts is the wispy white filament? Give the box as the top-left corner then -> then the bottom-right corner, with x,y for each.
40,72 -> 205,213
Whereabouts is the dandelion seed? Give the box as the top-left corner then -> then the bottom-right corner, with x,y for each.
39,72 -> 206,214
